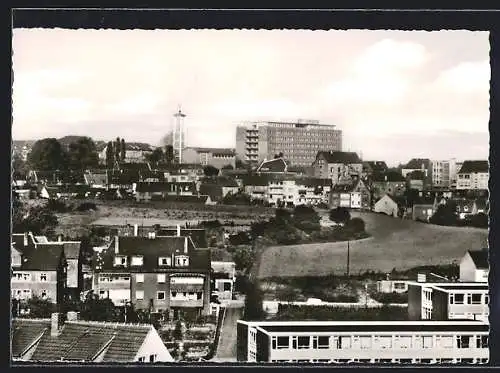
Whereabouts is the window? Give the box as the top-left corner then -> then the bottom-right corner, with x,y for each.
297,336 -> 310,349
131,256 -> 143,266
149,354 -> 157,362
138,357 -> 145,362
157,291 -> 165,300
41,290 -> 47,299
454,294 -> 465,305
336,336 -> 350,349
456,335 -> 471,349
175,255 -> 189,267
197,292 -> 202,300
422,336 -> 433,349
476,336 -> 488,349
471,294 -> 482,304
485,295 -> 489,305
136,290 -> 144,300
158,257 -> 171,266
223,282 -> 232,291
157,274 -> 166,283
40,273 -> 47,282
114,256 -> 127,266
136,274 -> 144,283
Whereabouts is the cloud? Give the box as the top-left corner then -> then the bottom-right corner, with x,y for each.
433,60 -> 490,94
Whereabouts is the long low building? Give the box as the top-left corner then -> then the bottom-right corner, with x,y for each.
237,320 -> 489,364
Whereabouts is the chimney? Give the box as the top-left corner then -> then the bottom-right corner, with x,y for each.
66,311 -> 79,322
50,313 -> 61,337
384,175 -> 388,182
184,237 -> 188,254
417,273 -> 426,283
134,224 -> 138,237
23,232 -> 28,247
58,235 -> 62,242
114,236 -> 119,254
177,225 -> 181,237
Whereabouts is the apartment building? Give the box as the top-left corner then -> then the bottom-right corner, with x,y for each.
407,282 -> 489,322
456,161 -> 489,190
182,147 -> 236,169
237,320 -> 489,364
235,120 -> 342,167
312,151 -> 363,183
459,250 -> 488,283
370,171 -> 407,201
93,232 -> 212,317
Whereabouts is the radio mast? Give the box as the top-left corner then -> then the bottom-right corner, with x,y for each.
173,105 -> 186,164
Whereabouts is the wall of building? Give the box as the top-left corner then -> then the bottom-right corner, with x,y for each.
237,322 -> 249,362
135,328 -> 174,362
11,270 -> 59,303
459,255 -> 477,282
431,290 -> 449,321
408,284 -> 422,321
256,329 -> 270,362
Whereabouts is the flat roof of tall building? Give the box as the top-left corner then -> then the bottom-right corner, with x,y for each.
238,320 -> 489,334
408,282 -> 488,292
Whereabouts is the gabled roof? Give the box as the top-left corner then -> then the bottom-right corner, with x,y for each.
363,161 -> 388,173
21,244 -> 65,271
404,158 -> 431,169
295,177 -> 332,188
119,162 -> 151,171
201,176 -> 239,188
407,170 -> 426,180
467,250 -> 489,269
331,179 -> 361,193
26,320 -> 156,362
156,228 -> 208,248
199,184 -> 223,201
135,182 -> 175,193
11,319 -> 51,358
316,151 -> 362,164
125,142 -> 155,152
242,174 -> 270,186
458,160 -> 489,174
257,158 -> 288,173
99,236 -> 210,272
62,242 -> 81,260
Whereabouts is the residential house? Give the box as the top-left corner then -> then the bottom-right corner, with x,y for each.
93,232 -> 212,317
268,178 -> 297,208
182,147 -> 236,169
362,161 -> 388,179
256,158 -> 288,174
39,185 -> 90,200
294,178 -> 332,206
134,181 -> 197,202
329,178 -> 370,210
401,158 -> 432,181
459,250 -> 488,283
211,259 -> 236,302
98,142 -> 154,164
411,194 -> 436,222
431,160 -> 454,189
83,171 -> 108,189
408,282 -> 489,322
11,313 -> 173,362
456,161 -> 489,191
242,174 -> 271,202
237,320 -> 489,364
373,194 -> 399,217
198,177 -> 240,203
406,171 -> 426,192
312,151 -> 363,183
376,279 -> 408,294
370,171 -> 407,201
11,242 -> 68,307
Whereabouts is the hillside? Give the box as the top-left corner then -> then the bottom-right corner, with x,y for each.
257,211 -> 488,278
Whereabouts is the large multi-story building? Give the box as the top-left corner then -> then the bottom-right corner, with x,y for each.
456,161 -> 489,191
235,120 -> 342,167
93,230 -> 212,318
407,282 -> 489,322
237,320 -> 489,364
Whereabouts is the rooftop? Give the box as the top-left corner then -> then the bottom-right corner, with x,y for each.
316,151 -> 362,164
458,160 -> 489,174
467,250 -> 489,269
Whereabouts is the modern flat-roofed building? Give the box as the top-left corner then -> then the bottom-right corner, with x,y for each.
236,320 -> 489,364
407,282 -> 489,322
235,120 -> 342,167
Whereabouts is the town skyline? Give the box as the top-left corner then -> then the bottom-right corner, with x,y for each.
12,29 -> 490,166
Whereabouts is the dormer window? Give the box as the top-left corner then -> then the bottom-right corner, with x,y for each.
175,255 -> 189,267
114,256 -> 127,267
131,255 -> 143,266
158,257 -> 172,266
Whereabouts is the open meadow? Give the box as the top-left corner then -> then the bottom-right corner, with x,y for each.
257,211 -> 488,278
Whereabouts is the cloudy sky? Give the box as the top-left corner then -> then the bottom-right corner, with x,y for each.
12,29 -> 489,166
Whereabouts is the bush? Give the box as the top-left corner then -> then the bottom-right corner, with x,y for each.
370,291 -> 408,304
76,202 -> 98,212
47,199 -> 71,213
329,207 -> 351,225
346,217 -> 365,233
274,304 -> 407,321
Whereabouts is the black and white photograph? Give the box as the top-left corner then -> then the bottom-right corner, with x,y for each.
11,22 -> 491,365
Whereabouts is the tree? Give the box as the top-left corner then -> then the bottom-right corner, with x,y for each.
232,246 -> 255,273
80,291 -> 117,322
120,138 -> 126,161
12,199 -> 58,237
24,296 -> 57,318
203,165 -> 219,177
147,148 -> 165,166
67,137 -> 99,170
274,152 -> 284,159
114,137 -> 121,163
346,217 -> 366,233
292,205 -> 321,233
165,145 -> 174,165
430,203 -> 458,226
27,138 -> 68,171
105,141 -> 114,168
329,207 -> 351,225
12,153 -> 28,180
243,280 -> 265,321
235,159 -> 245,169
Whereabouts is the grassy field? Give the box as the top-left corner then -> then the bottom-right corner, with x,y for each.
257,211 -> 488,278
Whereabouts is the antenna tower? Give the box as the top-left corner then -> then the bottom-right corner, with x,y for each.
173,105 -> 186,164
